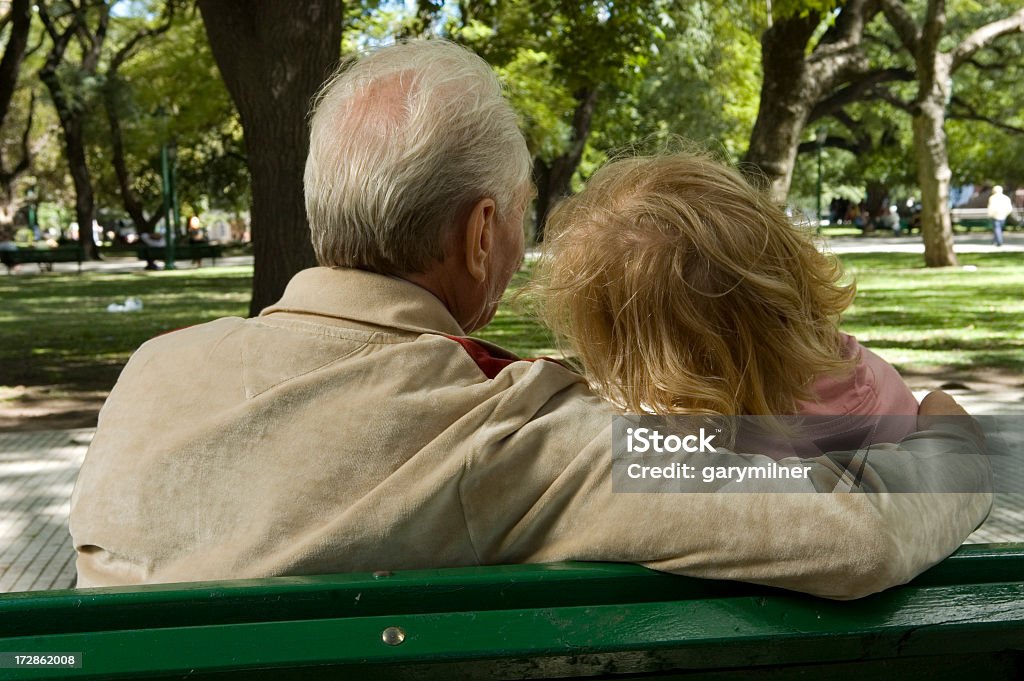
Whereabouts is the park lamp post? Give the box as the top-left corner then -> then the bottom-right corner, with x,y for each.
158,107 -> 177,270
815,127 -> 827,233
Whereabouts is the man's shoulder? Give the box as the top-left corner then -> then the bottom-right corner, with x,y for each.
134,316 -> 247,357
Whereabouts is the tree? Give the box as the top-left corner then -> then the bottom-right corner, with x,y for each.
197,0 -> 343,316
37,0 -> 109,258
0,0 -> 34,225
0,0 -> 31,128
90,5 -> 250,225
457,0 -> 662,239
606,1 -> 762,161
744,0 -> 899,201
100,4 -> 174,234
877,0 -> 1024,266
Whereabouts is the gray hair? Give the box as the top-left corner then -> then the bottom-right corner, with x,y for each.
304,40 -> 532,274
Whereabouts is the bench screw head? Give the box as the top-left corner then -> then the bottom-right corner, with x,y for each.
382,626 -> 406,646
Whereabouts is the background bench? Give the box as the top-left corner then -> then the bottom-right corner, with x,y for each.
0,245 -> 84,274
136,243 -> 224,266
951,207 -> 990,231
0,542 -> 1020,680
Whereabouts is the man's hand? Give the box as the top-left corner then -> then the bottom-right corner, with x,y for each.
918,390 -> 984,441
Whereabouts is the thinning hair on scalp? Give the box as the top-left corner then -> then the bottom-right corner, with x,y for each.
304,40 -> 532,275
534,152 -> 857,417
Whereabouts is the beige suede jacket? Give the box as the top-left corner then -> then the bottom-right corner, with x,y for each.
69,267 -> 992,598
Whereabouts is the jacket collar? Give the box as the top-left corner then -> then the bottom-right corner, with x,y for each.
260,267 -> 466,336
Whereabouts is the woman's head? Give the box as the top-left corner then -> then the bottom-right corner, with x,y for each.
534,152 -> 855,417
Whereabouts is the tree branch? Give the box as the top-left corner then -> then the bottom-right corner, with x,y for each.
878,0 -> 920,53
809,66 -> 915,121
867,85 -> 916,113
37,2 -> 82,75
832,109 -> 875,152
79,2 -> 110,74
0,0 -> 31,126
109,4 -> 176,75
961,55 -> 1005,72
951,8 -> 1024,72
949,96 -> 1024,135
812,0 -> 879,59
797,135 -> 860,155
919,0 -> 947,65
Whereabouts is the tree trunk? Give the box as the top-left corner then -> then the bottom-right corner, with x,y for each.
0,0 -> 31,126
63,119 -> 100,258
198,0 -> 343,316
38,68 -> 100,259
104,87 -> 159,232
36,0 -> 108,259
744,14 -> 820,201
745,0 -> 879,202
913,94 -> 958,267
532,87 -> 598,241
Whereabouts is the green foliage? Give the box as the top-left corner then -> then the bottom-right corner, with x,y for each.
454,0 -> 665,170
491,48 -> 577,161
603,1 -> 762,162
771,0 -> 840,19
95,4 -> 250,216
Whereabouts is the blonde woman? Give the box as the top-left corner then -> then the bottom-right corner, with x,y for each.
534,152 -> 918,458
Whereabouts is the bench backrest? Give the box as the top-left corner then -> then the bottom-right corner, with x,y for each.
1,543 -> 1021,680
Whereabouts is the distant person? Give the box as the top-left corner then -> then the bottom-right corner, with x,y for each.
139,230 -> 165,271
187,215 -> 206,267
987,185 -> 1012,247
534,153 -> 919,459
0,228 -> 16,251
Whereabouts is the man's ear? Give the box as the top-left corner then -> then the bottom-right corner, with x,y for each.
464,198 -> 497,283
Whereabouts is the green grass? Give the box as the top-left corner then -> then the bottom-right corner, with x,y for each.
0,267 -> 251,391
838,252 -> 1024,373
1,252 -> 1021,395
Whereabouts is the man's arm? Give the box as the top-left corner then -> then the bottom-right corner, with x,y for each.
460,368 -> 992,600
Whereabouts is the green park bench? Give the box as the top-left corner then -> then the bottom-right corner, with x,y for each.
949,207 -> 1015,232
0,245 -> 84,274
0,542 -> 1020,680
136,243 -> 224,267
952,209 -> 989,231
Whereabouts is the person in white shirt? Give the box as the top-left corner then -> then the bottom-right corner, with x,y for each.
987,185 -> 1013,247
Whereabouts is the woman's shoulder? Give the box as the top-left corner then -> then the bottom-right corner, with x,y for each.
803,334 -> 918,417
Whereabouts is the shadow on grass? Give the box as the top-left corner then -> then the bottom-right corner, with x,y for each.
0,269 -> 251,392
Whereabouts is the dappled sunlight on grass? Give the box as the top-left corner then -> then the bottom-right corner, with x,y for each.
839,252 -> 1024,372
0,268 -> 251,390
0,251 -> 1021,392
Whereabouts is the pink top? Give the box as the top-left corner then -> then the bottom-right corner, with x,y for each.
735,334 -> 919,460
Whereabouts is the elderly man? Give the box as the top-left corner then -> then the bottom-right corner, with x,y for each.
70,40 -> 990,599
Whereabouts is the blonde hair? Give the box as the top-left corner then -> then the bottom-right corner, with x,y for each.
534,152 -> 856,417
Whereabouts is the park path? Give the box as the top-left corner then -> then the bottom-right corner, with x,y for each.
2,231 -> 1022,276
